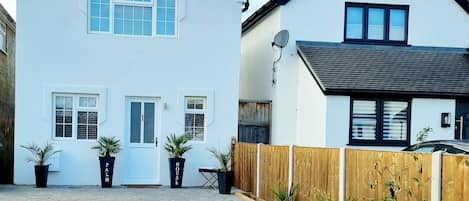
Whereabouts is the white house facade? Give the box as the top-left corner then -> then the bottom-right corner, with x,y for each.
15,0 -> 243,186
240,0 -> 469,150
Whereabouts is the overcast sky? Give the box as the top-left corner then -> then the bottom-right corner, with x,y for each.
243,0 -> 268,20
0,0 -> 267,21
0,0 -> 15,20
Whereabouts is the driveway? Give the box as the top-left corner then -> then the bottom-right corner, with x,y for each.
0,185 -> 241,201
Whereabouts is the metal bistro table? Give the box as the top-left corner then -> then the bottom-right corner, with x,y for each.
198,167 -> 218,190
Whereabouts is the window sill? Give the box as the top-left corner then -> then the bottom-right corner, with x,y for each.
343,40 -> 409,47
348,141 -> 409,147
87,31 -> 178,39
0,48 -> 7,56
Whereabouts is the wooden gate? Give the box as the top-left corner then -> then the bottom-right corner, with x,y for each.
238,100 -> 271,144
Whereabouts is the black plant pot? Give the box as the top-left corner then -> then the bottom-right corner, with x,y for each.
217,171 -> 233,194
99,157 -> 115,188
34,165 -> 49,188
169,158 -> 185,188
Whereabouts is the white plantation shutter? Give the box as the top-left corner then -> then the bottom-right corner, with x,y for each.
351,100 -> 377,140
350,99 -> 409,145
383,101 -> 408,141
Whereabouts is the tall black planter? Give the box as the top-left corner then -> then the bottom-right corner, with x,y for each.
99,157 -> 115,188
34,165 -> 49,188
217,171 -> 233,194
168,158 -> 185,188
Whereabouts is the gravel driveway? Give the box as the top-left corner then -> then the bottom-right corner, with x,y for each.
0,185 -> 241,201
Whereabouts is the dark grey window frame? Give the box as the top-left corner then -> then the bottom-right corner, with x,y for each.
344,2 -> 410,46
349,97 -> 411,146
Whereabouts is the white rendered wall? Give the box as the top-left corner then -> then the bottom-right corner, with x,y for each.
279,0 -> 469,48
240,8 -> 280,101
321,97 -> 457,151
324,96 -> 351,148
295,61 -> 327,147
15,0 -> 241,186
410,98 -> 456,144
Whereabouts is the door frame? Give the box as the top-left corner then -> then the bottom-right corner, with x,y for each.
455,99 -> 469,140
123,96 -> 162,185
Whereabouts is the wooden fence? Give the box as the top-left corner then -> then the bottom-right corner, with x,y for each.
293,147 -> 340,201
259,145 -> 289,201
233,143 -> 258,196
346,149 -> 432,201
233,143 -> 469,201
441,154 -> 469,201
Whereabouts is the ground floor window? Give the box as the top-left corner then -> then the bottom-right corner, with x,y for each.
54,94 -> 99,140
350,98 -> 410,146
184,97 -> 206,141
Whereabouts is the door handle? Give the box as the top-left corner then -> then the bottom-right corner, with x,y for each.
155,137 -> 158,147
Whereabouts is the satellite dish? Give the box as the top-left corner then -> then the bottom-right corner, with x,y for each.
272,30 -> 289,48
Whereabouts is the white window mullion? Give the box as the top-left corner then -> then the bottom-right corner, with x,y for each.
72,96 -> 78,140
140,102 -> 145,143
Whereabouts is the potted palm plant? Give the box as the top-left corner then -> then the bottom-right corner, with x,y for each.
92,136 -> 122,188
164,134 -> 192,188
21,142 -> 60,188
209,147 -> 233,194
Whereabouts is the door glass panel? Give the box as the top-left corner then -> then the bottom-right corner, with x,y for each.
130,102 -> 141,143
143,103 -> 155,143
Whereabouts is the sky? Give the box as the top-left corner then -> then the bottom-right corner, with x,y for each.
0,0 -> 266,21
0,0 -> 15,20
244,0 -> 268,20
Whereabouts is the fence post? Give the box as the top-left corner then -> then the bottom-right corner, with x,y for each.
339,148 -> 346,201
256,143 -> 261,197
431,151 -> 443,201
288,145 -> 294,192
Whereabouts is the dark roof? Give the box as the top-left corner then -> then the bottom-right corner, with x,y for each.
455,0 -> 469,14
242,0 -> 290,34
297,41 -> 469,98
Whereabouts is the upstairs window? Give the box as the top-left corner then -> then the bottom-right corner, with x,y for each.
88,0 -> 177,37
114,5 -> 153,36
184,97 -> 206,141
156,0 -> 176,36
345,3 -> 409,45
89,0 -> 110,32
0,22 -> 6,53
350,98 -> 410,146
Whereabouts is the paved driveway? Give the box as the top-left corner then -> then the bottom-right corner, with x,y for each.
0,185 -> 241,201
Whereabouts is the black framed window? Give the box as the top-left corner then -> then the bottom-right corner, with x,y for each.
344,3 -> 409,45
350,98 -> 410,146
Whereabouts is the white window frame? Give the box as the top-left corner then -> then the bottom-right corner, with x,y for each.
88,0 -> 112,34
52,94 -> 100,141
0,22 -> 6,53
184,97 -> 207,142
87,0 -> 178,38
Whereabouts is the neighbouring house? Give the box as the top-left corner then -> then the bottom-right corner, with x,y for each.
15,0 -> 243,186
240,0 -> 469,149
0,3 -> 15,184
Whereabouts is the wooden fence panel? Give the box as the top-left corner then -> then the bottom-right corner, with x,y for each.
259,145 -> 289,201
345,149 -> 432,201
442,154 -> 469,201
293,146 -> 339,201
233,143 -> 258,196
